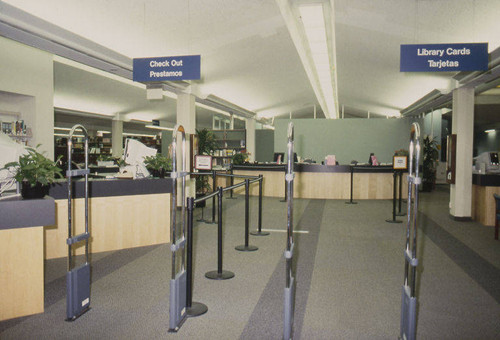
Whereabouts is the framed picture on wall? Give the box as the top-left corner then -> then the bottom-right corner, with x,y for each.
393,156 -> 407,170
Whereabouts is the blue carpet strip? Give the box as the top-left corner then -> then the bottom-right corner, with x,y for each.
239,199 -> 325,340
419,212 -> 500,303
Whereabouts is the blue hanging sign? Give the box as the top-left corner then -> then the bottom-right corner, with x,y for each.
133,55 -> 201,82
400,43 -> 488,72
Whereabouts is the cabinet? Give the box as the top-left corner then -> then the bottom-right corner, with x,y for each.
211,129 -> 246,168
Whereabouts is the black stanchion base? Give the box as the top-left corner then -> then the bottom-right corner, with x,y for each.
186,302 -> 208,317
386,218 -> 403,224
345,201 -> 358,204
250,230 -> 270,236
197,218 -> 210,223
204,220 -> 217,225
205,270 -> 235,280
395,212 -> 406,216
235,245 -> 258,252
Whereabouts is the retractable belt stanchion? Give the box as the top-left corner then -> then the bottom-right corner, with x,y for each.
169,125 -> 190,332
227,165 -> 236,199
396,170 -> 406,216
399,123 -> 421,340
386,169 -> 403,224
283,122 -> 295,340
66,124 -> 91,321
250,174 -> 269,236
206,170 -> 217,224
235,179 -> 258,251
345,165 -> 357,204
205,187 -> 235,280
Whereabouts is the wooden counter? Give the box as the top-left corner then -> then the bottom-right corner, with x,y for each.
45,178 -> 172,259
0,197 -> 55,321
471,174 -> 500,226
232,164 -> 408,200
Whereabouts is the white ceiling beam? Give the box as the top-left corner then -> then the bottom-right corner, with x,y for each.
275,0 -> 338,119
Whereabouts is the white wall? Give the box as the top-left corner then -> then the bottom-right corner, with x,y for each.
0,37 -> 54,158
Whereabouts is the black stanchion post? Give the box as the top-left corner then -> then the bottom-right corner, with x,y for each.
251,175 -> 269,236
235,179 -> 258,251
396,170 -> 405,216
205,187 -> 235,280
227,165 -> 236,199
345,165 -> 358,204
207,170 -> 217,224
386,170 -> 402,224
186,197 -> 208,317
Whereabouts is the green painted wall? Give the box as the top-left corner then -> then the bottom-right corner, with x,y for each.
274,118 -> 422,164
255,129 -> 274,162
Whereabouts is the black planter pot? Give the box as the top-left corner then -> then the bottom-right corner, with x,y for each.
21,182 -> 50,199
149,169 -> 166,178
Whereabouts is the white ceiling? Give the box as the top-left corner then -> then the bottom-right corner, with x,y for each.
2,0 -> 500,124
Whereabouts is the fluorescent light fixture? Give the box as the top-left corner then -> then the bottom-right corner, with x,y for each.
54,127 -> 72,131
262,124 -> 275,130
97,130 -> 111,134
145,125 -> 174,131
123,132 -> 157,138
54,133 -> 85,137
299,4 -> 337,119
485,129 -> 496,133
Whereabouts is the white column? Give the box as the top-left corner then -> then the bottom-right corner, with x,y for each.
246,118 -> 256,162
177,92 -> 196,198
111,115 -> 123,158
450,87 -> 474,219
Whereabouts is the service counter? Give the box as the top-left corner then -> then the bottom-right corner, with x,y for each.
472,173 -> 500,226
0,197 -> 55,321
45,177 -> 173,259
231,164 -> 407,200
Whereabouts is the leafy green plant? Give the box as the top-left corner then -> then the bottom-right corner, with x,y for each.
3,145 -> 63,187
196,128 -> 218,155
196,128 -> 217,194
143,153 -> 172,177
394,149 -> 409,156
232,152 -> 247,165
422,136 -> 439,192
97,154 -> 114,162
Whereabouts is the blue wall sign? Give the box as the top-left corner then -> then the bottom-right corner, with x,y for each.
133,55 -> 201,82
400,43 -> 488,72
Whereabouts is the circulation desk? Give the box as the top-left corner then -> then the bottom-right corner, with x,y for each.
472,173 -> 500,226
45,178 -> 173,259
0,197 -> 55,321
232,164 -> 408,200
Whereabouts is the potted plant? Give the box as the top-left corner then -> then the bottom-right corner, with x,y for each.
97,154 -> 115,167
232,152 -> 248,165
3,145 -> 63,199
422,135 -> 439,192
195,128 -> 217,207
143,153 -> 172,178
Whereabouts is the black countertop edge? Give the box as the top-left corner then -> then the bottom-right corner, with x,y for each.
472,173 -> 500,187
48,178 -> 174,200
0,196 -> 55,230
233,164 -> 400,173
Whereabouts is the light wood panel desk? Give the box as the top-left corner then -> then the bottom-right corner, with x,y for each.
232,164 -> 408,200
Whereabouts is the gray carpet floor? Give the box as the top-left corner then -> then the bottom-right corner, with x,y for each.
1,185 -> 499,339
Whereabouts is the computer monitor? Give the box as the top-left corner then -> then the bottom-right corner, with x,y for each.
273,152 -> 284,163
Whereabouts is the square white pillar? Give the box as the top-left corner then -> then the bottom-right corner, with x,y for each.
246,118 -> 256,162
450,87 -> 474,219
